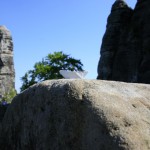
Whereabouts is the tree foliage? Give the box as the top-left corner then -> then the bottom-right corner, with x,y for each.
20,51 -> 84,91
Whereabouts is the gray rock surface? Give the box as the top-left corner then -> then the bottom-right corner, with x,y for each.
97,0 -> 150,84
0,79 -> 150,150
0,26 -> 15,98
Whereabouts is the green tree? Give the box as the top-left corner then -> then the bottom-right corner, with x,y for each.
20,51 -> 84,91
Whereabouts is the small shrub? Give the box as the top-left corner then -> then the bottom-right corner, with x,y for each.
1,88 -> 17,104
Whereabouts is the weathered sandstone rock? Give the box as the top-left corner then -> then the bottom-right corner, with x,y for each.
0,26 -> 15,98
0,79 -> 150,150
97,0 -> 150,84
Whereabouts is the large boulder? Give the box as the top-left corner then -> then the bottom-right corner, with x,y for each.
97,0 -> 150,84
0,79 -> 150,150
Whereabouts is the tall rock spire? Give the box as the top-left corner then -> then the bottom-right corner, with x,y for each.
0,26 -> 15,98
98,0 -> 150,84
112,0 -> 128,11
97,0 -> 133,80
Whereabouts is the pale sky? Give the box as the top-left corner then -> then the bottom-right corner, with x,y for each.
0,0 -> 136,92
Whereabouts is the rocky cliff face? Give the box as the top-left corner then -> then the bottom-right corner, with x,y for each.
97,0 -> 150,84
0,26 -> 15,98
0,79 -> 150,150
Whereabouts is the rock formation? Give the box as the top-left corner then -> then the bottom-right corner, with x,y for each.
0,26 -> 15,98
0,104 -> 9,123
0,79 -> 150,150
97,0 -> 150,84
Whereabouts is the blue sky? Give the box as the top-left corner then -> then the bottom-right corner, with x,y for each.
0,0 -> 136,92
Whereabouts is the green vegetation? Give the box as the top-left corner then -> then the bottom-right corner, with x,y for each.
20,51 -> 84,91
1,88 -> 17,104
